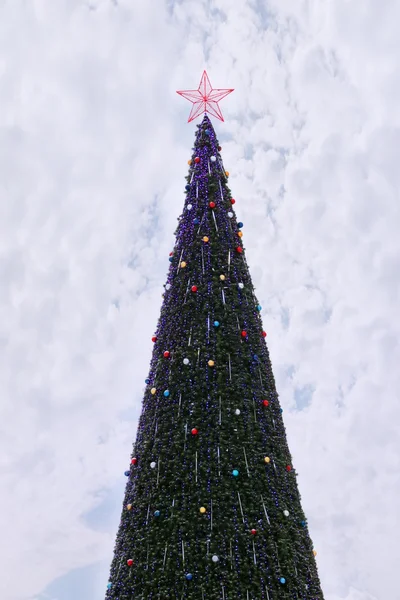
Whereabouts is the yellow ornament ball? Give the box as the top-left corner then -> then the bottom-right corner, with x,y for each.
208,360 -> 215,367
264,456 -> 270,463
199,506 -> 207,514
220,274 -> 226,281
151,388 -> 157,395
313,550 -> 317,557
225,171 -> 229,177
127,504 -> 132,510
202,236 -> 209,243
180,261 -> 187,268
188,160 -> 192,165
238,231 -> 243,238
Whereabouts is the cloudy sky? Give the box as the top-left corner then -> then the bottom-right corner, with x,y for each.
1,0 -> 399,599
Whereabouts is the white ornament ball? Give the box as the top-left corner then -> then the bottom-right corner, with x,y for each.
183,358 -> 190,365
283,510 -> 289,517
210,156 -> 217,162
212,555 -> 219,562
228,212 -> 233,218
235,409 -> 241,415
165,284 -> 171,291
238,283 -> 244,289
150,462 -> 156,469
187,204 -> 192,210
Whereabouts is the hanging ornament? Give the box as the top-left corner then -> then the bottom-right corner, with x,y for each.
264,456 -> 270,463
186,573 -> 193,581
251,529 -> 257,535
127,559 -> 134,566
230,198 -> 236,204
188,160 -> 192,165
262,331 -> 267,337
280,578 -> 286,585
193,218 -> 199,225
238,231 -> 243,238
185,184 -> 190,190
286,465 -> 292,472
238,283 -> 244,289
225,171 -> 229,176
180,261 -> 187,268
210,156 -> 217,162
235,409 -> 241,415
202,236 -> 209,242
205,129 -> 211,136
220,274 -> 226,281
208,360 -> 215,367
209,201 -> 216,209
164,390 -> 170,397
199,506 -> 206,514
241,330 -> 247,338
187,204 -> 193,210
151,388 -> 157,395
150,461 -> 156,469
232,469 -> 239,477
218,145 -> 222,151
152,336 -> 157,343
165,283 -> 171,291
280,408 -> 283,413
169,257 -> 174,263
107,583 -> 112,590
300,520 -> 306,527
154,510 -> 160,517
194,157 -> 200,163
313,550 -> 317,556
191,285 -> 198,293
163,351 -> 170,358
183,358 -> 190,365
145,378 -> 150,384
214,321 -> 220,327
212,555 -> 219,562
237,222 -> 243,228
131,457 -> 138,465
191,428 -> 198,436
236,246 -> 243,254
256,305 -> 262,311
263,400 -> 269,407
127,504 -> 132,510
283,510 -> 290,517
227,211 -> 233,218
124,470 -> 130,477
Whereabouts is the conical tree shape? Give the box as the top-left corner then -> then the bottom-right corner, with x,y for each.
105,115 -> 324,599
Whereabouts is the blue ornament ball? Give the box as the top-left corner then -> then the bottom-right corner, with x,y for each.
214,321 -> 220,327
124,470 -> 130,477
237,222 -> 243,228
154,510 -> 160,517
164,390 -> 170,397
205,129 -> 210,135
107,582 -> 112,589
300,520 -> 306,527
253,355 -> 259,361
145,378 -> 150,384
256,305 -> 262,311
185,184 -> 190,191
193,218 -> 200,225
232,469 -> 239,477
280,408 -> 283,413
186,573 -> 193,581
280,577 -> 286,584
169,257 -> 173,263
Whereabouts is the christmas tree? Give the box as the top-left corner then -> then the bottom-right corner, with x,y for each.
105,72 -> 324,600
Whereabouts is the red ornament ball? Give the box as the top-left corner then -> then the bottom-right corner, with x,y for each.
209,201 -> 216,209
230,198 -> 236,204
236,246 -> 243,254
194,156 -> 200,163
191,428 -> 198,436
262,331 -> 267,338
218,145 -> 222,151
286,465 -> 292,472
191,285 -> 198,293
263,400 -> 269,407
169,252 -> 174,256
251,529 -> 257,535
131,457 -> 138,465
151,336 -> 157,343
163,351 -> 170,358
241,330 -> 247,338
127,559 -> 133,566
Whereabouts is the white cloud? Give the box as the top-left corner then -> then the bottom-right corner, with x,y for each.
1,0 -> 399,599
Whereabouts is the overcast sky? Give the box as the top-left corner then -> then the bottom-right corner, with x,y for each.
1,1 -> 399,599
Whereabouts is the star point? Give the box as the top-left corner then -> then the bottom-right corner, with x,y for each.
177,70 -> 234,123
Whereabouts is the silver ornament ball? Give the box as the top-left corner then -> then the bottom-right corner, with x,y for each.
150,462 -> 156,469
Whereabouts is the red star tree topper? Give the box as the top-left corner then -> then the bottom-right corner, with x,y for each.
177,70 -> 234,122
